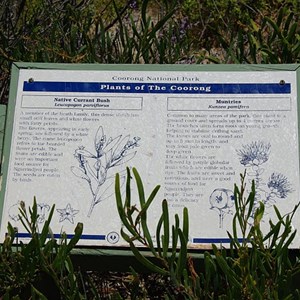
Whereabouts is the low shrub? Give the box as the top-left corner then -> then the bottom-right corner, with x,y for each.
0,198 -> 84,299
116,168 -> 300,299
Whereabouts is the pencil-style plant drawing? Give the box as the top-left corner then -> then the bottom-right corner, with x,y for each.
209,188 -> 234,228
8,202 -> 21,222
236,140 -> 293,220
71,126 -> 140,217
236,140 -> 271,190
266,172 -> 293,204
56,203 -> 79,224
9,201 -> 50,224
36,203 -> 50,223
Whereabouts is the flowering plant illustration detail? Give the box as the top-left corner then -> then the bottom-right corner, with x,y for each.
210,140 -> 293,228
236,140 -> 293,215
57,203 -> 79,224
9,202 -> 50,223
71,126 -> 140,217
209,188 -> 235,228
8,200 -> 80,226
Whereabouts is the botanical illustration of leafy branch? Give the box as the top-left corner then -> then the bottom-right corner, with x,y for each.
71,126 -> 140,217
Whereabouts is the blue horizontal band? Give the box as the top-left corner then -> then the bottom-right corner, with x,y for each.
16,232 -> 106,240
23,82 -> 291,94
193,238 -> 245,243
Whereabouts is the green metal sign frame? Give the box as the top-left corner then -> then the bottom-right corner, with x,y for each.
1,63 -> 300,262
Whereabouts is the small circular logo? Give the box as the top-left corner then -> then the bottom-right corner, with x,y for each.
107,231 -> 120,244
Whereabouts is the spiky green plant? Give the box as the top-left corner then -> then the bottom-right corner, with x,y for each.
0,198 -> 84,299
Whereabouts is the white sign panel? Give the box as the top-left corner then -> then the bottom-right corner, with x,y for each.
1,67 -> 299,247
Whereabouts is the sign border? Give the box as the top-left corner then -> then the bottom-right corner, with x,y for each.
1,62 -> 300,249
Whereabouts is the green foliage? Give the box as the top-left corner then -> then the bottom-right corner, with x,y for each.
181,0 -> 299,41
0,198 -> 84,299
206,5 -> 300,63
212,171 -> 300,299
116,169 -> 300,299
115,167 -> 197,298
0,0 -> 190,104
88,0 -> 185,64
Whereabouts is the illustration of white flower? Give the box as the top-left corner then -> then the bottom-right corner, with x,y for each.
57,203 -> 79,224
71,126 -> 140,217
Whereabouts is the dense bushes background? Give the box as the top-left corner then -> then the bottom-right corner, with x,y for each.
1,0 -> 300,104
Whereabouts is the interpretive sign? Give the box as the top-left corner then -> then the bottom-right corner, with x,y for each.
0,63 -> 300,247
